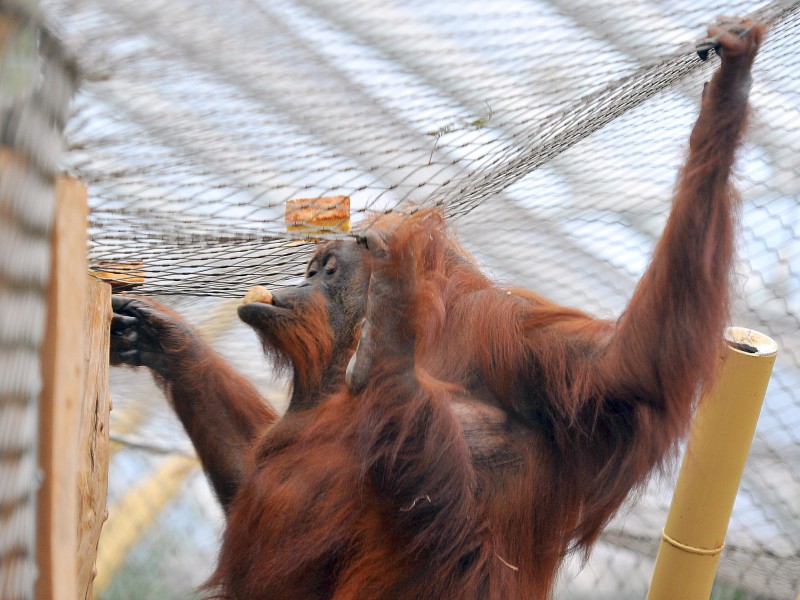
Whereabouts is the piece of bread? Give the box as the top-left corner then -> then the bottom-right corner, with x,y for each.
285,195 -> 350,234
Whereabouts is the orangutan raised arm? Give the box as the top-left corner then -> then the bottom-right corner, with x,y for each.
341,18 -> 765,595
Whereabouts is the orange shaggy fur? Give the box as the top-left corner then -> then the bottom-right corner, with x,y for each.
109,21 -> 765,600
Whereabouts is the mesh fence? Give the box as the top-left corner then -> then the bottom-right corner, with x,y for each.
0,1 -> 76,598
33,0 -> 800,597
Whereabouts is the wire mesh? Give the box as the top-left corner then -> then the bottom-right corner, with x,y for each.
31,0 -> 800,598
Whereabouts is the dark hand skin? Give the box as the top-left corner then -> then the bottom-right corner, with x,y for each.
110,296 -> 195,376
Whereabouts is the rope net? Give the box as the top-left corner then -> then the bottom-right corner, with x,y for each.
33,0 -> 800,598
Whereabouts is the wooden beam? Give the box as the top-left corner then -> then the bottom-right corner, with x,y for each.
36,177 -> 88,599
76,281 -> 112,600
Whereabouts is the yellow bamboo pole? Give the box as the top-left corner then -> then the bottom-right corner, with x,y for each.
91,455 -> 198,595
647,327 -> 778,600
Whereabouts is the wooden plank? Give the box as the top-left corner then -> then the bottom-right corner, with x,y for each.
36,177 -> 88,599
76,281 -> 112,600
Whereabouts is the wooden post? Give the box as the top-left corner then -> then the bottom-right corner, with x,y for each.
36,177 -> 88,599
77,281 -> 112,599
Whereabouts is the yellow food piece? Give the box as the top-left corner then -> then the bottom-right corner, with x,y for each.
242,285 -> 273,305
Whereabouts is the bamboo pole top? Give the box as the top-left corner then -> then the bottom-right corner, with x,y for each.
724,327 -> 778,357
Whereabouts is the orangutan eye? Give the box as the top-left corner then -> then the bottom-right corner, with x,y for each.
324,255 -> 337,274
